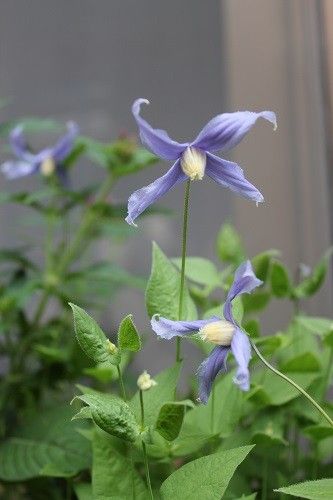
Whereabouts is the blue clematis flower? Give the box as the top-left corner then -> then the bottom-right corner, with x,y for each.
126,99 -> 276,226
1,122 -> 79,185
151,260 -> 262,404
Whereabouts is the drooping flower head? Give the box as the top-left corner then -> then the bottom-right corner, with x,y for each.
126,99 -> 276,226
151,261 -> 262,404
1,122 -> 79,185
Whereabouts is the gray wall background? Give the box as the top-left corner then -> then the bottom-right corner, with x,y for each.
0,0 -> 332,375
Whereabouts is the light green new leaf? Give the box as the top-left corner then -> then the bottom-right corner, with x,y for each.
252,249 -> 279,282
295,315 -> 333,337
275,478 -> 333,499
303,424 -> 333,441
160,445 -> 254,500
155,400 -> 194,441
69,303 -> 120,366
92,428 -> 147,500
172,257 -> 221,287
117,314 -> 141,352
251,412 -> 288,447
270,260 -> 291,297
292,248 -> 333,299
146,242 -> 197,320
131,363 -> 181,427
242,291 -> 270,314
73,392 -> 140,442
216,223 -> 245,265
74,483 -> 92,500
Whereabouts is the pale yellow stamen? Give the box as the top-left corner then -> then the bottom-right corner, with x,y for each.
180,146 -> 206,180
40,157 -> 56,176
107,340 -> 118,355
199,320 -> 235,346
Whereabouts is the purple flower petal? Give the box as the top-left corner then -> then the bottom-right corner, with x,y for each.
52,122 -> 79,162
206,152 -> 264,204
1,160 -> 38,179
125,159 -> 187,226
132,99 -> 188,160
197,346 -> 230,404
9,126 -> 35,162
192,110 -> 277,153
224,260 -> 262,323
231,328 -> 251,391
151,315 -> 218,340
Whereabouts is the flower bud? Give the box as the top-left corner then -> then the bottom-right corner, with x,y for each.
199,320 -> 235,346
137,370 -> 157,391
40,157 -> 56,176
107,340 -> 118,355
180,146 -> 206,180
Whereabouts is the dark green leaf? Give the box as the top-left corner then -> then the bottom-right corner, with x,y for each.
292,248 -> 333,299
270,260 -> 291,297
155,401 -> 193,441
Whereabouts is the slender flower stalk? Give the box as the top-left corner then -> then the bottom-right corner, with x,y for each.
139,389 -> 154,500
251,341 -> 333,428
176,179 -> 191,362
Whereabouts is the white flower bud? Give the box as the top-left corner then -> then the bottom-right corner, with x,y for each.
137,370 -> 157,391
199,320 -> 235,346
107,340 -> 118,354
180,146 -> 206,180
40,157 -> 56,176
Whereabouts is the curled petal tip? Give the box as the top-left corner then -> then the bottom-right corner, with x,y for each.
262,111 -> 277,130
125,214 -> 137,227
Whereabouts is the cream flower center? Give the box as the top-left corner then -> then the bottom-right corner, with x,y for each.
40,157 -> 56,176
199,320 -> 235,346
180,146 -> 206,180
137,370 -> 157,391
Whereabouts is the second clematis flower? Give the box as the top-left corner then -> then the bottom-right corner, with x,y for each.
126,99 -> 276,226
151,261 -> 262,404
1,122 -> 79,185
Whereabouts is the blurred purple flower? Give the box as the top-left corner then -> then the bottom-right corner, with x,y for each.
1,122 -> 79,184
151,260 -> 262,404
126,99 -> 276,225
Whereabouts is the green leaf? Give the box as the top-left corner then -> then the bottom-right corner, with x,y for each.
92,428 -> 147,500
73,391 -> 140,442
295,316 -> 333,337
270,260 -> 291,297
275,478 -> 333,499
216,223 -> 245,265
242,291 -> 270,314
117,314 -> 141,352
303,424 -> 333,441
252,250 -> 279,281
251,412 -> 288,447
0,405 -> 90,480
146,242 -> 197,320
69,303 -> 120,366
160,445 -> 254,499
155,401 -> 194,441
172,257 -> 221,287
292,248 -> 333,299
185,372 -> 244,438
131,363 -> 181,427
280,352 -> 321,372
74,483 -> 93,500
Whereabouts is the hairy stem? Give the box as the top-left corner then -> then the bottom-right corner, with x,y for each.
176,179 -> 191,362
251,341 -> 333,427
117,365 -> 127,401
139,390 -> 154,499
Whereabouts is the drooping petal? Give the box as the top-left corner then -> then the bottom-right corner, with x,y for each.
197,346 -> 230,404
1,160 -> 38,179
224,260 -> 262,323
132,99 -> 188,160
230,328 -> 251,391
125,159 -> 186,226
192,110 -> 277,153
52,121 -> 79,162
206,152 -> 264,204
151,315 -> 218,340
9,126 -> 35,162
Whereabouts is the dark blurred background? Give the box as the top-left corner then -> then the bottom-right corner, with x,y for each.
1,0 -> 332,373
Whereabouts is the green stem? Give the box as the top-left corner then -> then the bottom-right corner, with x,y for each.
251,341 -> 333,427
139,390 -> 154,499
31,173 -> 115,327
176,179 -> 191,362
117,365 -> 127,401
